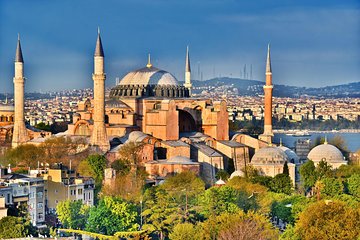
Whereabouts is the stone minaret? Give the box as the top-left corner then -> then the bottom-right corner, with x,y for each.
259,44 -> 273,144
183,46 -> 192,96
90,29 -> 110,152
12,35 -> 29,148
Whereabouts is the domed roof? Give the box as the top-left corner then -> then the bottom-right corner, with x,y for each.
119,66 -> 179,87
307,142 -> 346,163
277,146 -> 299,164
168,156 -> 194,164
230,170 -> 245,179
251,146 -> 289,165
128,131 -> 148,143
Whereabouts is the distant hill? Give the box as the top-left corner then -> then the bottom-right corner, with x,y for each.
187,78 -> 360,98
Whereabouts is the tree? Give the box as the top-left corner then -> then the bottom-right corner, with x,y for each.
56,200 -> 89,230
160,171 -> 205,218
198,186 -> 241,218
85,154 -> 107,185
215,170 -> 230,181
101,168 -> 147,201
117,141 -> 144,168
295,200 -> 360,240
86,196 -> 139,235
0,216 -> 30,238
321,177 -> 343,197
347,173 -> 360,198
169,223 -> 197,240
41,136 -> 80,164
270,174 -> 292,195
197,212 -> 278,240
142,187 -> 183,240
299,160 -> 317,190
77,159 -> 95,178
5,144 -> 45,168
271,195 -> 312,225
283,161 -> 289,175
329,135 -> 349,158
316,160 -> 333,179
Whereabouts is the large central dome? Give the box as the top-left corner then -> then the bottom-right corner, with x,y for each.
110,61 -> 190,99
119,66 -> 179,86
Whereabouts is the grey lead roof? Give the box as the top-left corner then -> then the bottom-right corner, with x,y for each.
266,44 -> 271,73
193,143 -> 222,157
218,140 -> 245,148
185,46 -> 191,72
15,37 -> 24,63
162,140 -> 189,147
95,32 -> 104,57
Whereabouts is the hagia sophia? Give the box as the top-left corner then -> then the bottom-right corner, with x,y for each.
0,31 -> 348,186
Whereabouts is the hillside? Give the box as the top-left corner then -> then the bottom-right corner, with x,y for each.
188,78 -> 360,98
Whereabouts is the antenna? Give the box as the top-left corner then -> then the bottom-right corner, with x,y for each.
197,61 -> 200,80
244,64 -> 247,79
250,64 -> 253,80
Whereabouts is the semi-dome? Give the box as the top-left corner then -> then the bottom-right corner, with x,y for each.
128,131 -> 148,143
277,146 -> 299,164
307,142 -> 346,164
251,146 -> 289,165
230,170 -> 245,179
119,66 -> 179,87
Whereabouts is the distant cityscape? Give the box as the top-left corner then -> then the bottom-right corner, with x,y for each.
1,86 -> 357,129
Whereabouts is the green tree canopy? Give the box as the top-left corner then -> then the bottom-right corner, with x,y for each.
169,223 -> 197,240
160,171 -> 205,217
0,216 -> 30,238
85,154 -> 107,185
86,196 -> 139,235
56,200 -> 89,230
198,186 -> 241,218
320,177 -> 344,197
347,173 -> 360,198
299,160 -> 317,189
270,173 -> 292,195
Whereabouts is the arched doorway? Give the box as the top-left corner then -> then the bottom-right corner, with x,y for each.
178,110 -> 196,133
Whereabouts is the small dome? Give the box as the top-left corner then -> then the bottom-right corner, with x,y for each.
307,143 -> 346,163
277,146 -> 299,164
215,179 -> 226,185
128,131 -> 148,143
251,146 -> 289,164
230,170 -> 245,179
168,156 -> 193,164
119,66 -> 179,87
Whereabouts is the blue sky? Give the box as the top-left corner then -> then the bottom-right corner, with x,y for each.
0,0 -> 359,92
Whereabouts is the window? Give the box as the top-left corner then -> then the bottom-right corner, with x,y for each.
78,189 -> 83,195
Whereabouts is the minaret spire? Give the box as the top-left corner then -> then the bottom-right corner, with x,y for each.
184,46 -> 192,96
90,29 -> 109,152
12,35 -> 29,148
185,46 -> 191,72
15,34 -> 24,63
259,44 -> 274,144
266,43 -> 271,74
147,53 -> 152,68
94,28 -> 104,57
